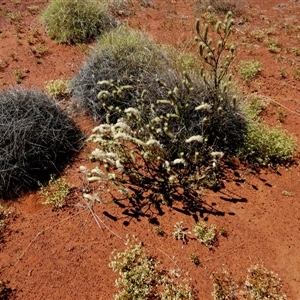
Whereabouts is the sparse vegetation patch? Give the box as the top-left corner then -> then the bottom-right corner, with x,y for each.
109,237 -> 194,299
212,265 -> 287,300
239,60 -> 262,82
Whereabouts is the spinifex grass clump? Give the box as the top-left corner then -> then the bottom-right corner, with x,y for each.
71,26 -> 185,122
0,88 -> 83,199
40,0 -> 117,44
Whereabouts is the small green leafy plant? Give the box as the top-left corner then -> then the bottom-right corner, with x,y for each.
0,204 -> 12,235
265,38 -> 282,54
294,68 -> 300,81
193,221 -> 217,248
109,237 -> 194,299
211,269 -> 237,300
45,79 -> 71,99
239,60 -> 262,82
14,68 -> 24,84
153,226 -> 165,236
250,29 -> 265,42
212,265 -> 286,300
172,221 -> 190,244
39,175 -> 71,208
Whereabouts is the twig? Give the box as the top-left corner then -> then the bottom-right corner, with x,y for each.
157,247 -> 181,271
82,197 -> 125,242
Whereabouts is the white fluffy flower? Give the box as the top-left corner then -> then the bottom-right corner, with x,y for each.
78,165 -> 88,173
185,135 -> 204,143
172,158 -> 187,166
211,151 -> 224,158
124,107 -> 140,118
91,166 -> 104,176
92,124 -> 111,133
195,103 -> 212,111
113,132 -> 132,141
91,148 -> 105,159
113,121 -> 132,133
115,159 -> 124,173
146,139 -> 162,147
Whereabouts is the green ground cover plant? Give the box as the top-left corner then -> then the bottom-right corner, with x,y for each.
265,38 -> 282,54
109,237 -> 194,299
0,88 -> 83,199
239,95 -> 297,166
238,60 -> 262,82
39,175 -> 71,208
45,79 -> 71,99
212,265 -> 286,300
238,121 -> 297,166
40,0 -> 118,44
193,221 -> 217,248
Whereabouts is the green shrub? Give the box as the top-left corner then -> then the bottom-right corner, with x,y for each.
109,237 -> 194,299
40,0 -> 118,44
238,121 -> 297,166
0,88 -> 83,199
239,95 -> 297,166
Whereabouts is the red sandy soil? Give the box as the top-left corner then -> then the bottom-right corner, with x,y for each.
1,0 -> 300,299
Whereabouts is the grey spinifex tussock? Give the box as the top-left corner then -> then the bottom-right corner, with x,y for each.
70,26 -> 189,122
0,88 -> 83,199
